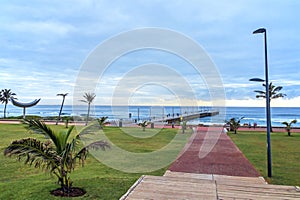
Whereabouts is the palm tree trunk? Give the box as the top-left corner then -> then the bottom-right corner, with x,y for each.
3,103 -> 7,118
288,129 -> 291,136
86,103 -> 90,126
56,97 -> 66,125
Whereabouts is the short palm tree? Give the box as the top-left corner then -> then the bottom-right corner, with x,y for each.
0,89 -> 17,118
56,93 -> 68,125
80,92 -> 96,126
4,119 -> 109,196
62,116 -> 73,128
225,116 -> 244,134
282,119 -> 297,136
138,120 -> 149,131
97,116 -> 108,129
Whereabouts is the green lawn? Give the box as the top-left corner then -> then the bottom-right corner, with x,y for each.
2,123 -> 299,199
229,130 -> 300,186
0,123 -> 190,200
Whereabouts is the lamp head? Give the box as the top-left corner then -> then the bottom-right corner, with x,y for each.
249,78 -> 265,82
253,28 -> 266,34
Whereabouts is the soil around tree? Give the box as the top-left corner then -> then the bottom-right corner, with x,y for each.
50,187 -> 86,197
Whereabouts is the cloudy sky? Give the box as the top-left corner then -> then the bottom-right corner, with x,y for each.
1,0 -> 299,107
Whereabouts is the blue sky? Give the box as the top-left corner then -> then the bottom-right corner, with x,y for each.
1,0 -> 300,107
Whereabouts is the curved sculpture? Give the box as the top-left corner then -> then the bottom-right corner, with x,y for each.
11,98 -> 41,119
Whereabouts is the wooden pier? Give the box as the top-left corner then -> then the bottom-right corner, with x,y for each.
161,110 -> 219,124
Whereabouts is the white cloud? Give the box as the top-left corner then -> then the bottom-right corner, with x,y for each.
7,20 -> 75,36
226,97 -> 300,107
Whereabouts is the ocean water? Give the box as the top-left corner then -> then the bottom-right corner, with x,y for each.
1,105 -> 299,127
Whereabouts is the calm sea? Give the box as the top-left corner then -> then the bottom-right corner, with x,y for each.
1,105 -> 300,127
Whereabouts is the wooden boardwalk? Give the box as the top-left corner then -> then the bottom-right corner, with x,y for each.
121,171 -> 300,199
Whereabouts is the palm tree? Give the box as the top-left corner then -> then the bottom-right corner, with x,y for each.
282,119 -> 297,136
254,82 -> 286,131
80,92 -> 96,126
56,93 -> 68,125
97,116 -> 108,129
4,119 -> 109,196
225,116 -> 244,134
62,116 -> 73,128
138,120 -> 149,131
254,82 -> 286,102
0,89 -> 17,118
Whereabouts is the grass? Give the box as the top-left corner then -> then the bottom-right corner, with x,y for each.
0,123 -> 190,199
229,130 -> 300,186
2,122 -> 299,199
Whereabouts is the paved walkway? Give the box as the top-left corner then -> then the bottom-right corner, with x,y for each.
168,127 -> 260,177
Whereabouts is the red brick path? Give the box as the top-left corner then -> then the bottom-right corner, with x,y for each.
168,127 -> 260,177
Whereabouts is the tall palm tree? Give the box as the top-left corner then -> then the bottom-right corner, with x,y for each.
4,119 -> 109,195
282,119 -> 297,136
80,92 -> 96,126
254,82 -> 286,102
56,93 -> 68,125
254,82 -> 286,131
0,89 -> 17,118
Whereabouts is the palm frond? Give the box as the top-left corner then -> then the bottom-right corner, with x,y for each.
23,118 -> 54,136
61,138 -> 78,171
273,86 -> 283,92
55,126 -> 75,154
86,140 -> 110,151
256,95 -> 266,99
4,138 -> 59,172
23,119 -> 74,154
97,117 -> 108,129
254,90 -> 265,94
282,122 -> 289,126
271,93 -> 286,99
237,116 -> 245,123
75,141 -> 110,167
22,119 -> 63,151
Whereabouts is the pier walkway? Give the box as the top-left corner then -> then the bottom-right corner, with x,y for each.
153,110 -> 219,124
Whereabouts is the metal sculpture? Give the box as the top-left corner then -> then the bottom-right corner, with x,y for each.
11,98 -> 41,119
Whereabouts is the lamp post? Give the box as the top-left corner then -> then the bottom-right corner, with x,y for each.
251,27 -> 272,177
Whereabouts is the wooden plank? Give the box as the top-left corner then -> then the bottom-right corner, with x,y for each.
164,170 -> 214,180
217,184 -> 300,199
213,174 -> 267,185
123,175 -> 217,200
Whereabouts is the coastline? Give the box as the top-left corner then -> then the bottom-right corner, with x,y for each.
1,119 -> 300,132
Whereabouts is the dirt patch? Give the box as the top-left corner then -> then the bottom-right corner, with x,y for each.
50,187 -> 86,197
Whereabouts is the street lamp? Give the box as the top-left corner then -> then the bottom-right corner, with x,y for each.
251,27 -> 272,177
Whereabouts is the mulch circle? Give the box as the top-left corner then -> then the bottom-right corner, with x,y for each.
50,187 -> 86,197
